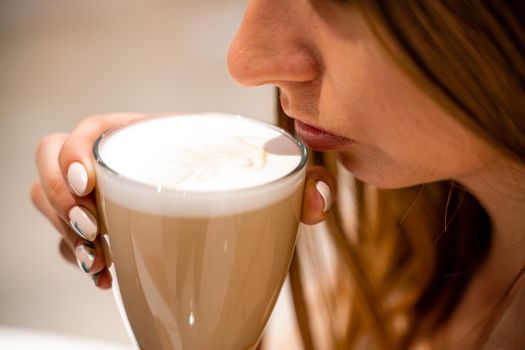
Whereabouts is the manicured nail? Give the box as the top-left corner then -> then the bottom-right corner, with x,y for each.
76,241 -> 96,274
67,162 -> 88,196
315,181 -> 333,213
69,205 -> 98,241
93,271 -> 102,287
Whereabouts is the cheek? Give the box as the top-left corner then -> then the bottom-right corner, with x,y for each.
325,52 -> 485,186
337,128 -> 486,189
314,11 -> 486,187
337,144 -> 437,188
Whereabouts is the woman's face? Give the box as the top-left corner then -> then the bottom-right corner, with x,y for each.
228,0 -> 489,188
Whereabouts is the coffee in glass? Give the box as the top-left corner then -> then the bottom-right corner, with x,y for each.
94,113 -> 307,350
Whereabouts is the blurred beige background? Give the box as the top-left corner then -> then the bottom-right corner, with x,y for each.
0,0 -> 279,347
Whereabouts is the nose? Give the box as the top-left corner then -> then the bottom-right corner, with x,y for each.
227,0 -> 320,87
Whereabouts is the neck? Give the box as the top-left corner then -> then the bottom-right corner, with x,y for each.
448,156 -> 525,347
458,159 -> 525,266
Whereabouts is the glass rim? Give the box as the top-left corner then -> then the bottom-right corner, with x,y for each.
92,113 -> 308,195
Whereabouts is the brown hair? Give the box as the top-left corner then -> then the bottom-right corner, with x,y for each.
281,1 -> 525,349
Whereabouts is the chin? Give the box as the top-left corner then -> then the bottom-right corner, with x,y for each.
338,153 -> 428,189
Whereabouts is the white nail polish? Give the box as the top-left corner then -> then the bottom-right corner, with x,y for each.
67,162 -> 88,196
76,241 -> 96,274
69,206 -> 98,241
315,181 -> 333,213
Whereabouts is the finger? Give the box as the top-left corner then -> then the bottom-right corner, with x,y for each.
31,180 -> 104,273
35,134 -> 99,241
59,239 -> 76,265
59,113 -> 147,197
32,180 -> 106,275
93,269 -> 112,290
301,166 -> 336,225
74,238 -> 106,275
31,179 -> 81,249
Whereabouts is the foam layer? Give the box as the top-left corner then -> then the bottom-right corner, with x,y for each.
94,113 -> 307,216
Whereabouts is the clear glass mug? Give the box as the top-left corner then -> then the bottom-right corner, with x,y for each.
93,113 -> 308,350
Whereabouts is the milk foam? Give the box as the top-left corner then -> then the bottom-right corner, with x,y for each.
95,113 -> 307,216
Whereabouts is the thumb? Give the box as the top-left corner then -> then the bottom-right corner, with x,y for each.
301,166 -> 336,225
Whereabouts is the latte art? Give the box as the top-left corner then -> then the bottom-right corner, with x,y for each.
99,113 -> 302,192
153,135 -> 269,189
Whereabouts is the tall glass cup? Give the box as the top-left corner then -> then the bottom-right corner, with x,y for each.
93,113 -> 307,350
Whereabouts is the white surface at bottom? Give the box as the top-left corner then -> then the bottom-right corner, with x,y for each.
0,326 -> 134,350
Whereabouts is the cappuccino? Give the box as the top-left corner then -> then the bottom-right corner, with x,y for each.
95,113 -> 307,350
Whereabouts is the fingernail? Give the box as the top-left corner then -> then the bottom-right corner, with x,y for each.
76,241 -> 96,274
67,162 -> 88,196
69,205 -> 98,241
315,181 -> 333,213
93,271 -> 102,287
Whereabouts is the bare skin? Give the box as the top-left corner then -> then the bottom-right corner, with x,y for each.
228,0 -> 525,348
32,0 -> 524,348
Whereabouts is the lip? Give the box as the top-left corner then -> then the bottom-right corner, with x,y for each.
279,91 -> 354,151
294,119 -> 354,151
